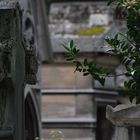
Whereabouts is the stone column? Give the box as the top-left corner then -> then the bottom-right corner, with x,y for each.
113,126 -> 129,140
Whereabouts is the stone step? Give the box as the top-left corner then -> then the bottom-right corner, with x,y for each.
42,118 -> 96,128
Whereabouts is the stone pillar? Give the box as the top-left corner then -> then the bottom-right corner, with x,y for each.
106,104 -> 140,140
113,126 -> 129,140
0,1 -> 25,140
0,0 -> 46,140
0,0 -> 40,139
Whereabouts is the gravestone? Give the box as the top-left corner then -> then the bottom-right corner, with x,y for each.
0,0 -> 45,140
0,1 -> 26,140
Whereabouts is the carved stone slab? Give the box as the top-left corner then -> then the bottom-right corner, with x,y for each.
106,104 -> 140,126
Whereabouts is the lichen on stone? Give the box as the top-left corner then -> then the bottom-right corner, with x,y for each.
74,26 -> 106,36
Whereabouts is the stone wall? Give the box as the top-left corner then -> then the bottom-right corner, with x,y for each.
48,2 -> 124,54
49,2 -> 113,35
41,64 -> 92,89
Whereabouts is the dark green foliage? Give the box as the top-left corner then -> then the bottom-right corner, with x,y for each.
104,0 -> 140,103
63,40 -> 109,86
63,0 -> 140,103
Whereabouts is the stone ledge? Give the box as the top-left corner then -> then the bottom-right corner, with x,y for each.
106,104 -> 140,126
41,88 -> 118,95
42,118 -> 96,128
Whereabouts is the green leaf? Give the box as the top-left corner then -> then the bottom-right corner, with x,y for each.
76,49 -> 80,53
125,65 -> 132,72
70,40 -> 74,48
98,77 -> 105,86
104,36 -> 110,42
73,47 -> 77,54
63,44 -> 70,52
66,58 -> 74,61
125,72 -> 132,77
84,59 -> 88,66
76,68 -> 82,72
129,95 -> 134,103
114,34 -> 118,40
83,73 -> 89,76
136,96 -> 140,104
83,68 -> 87,72
124,81 -> 128,88
125,59 -> 131,66
107,0 -> 114,5
94,75 -> 105,86
75,61 -> 82,67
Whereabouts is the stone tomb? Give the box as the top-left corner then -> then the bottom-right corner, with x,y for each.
106,104 -> 140,140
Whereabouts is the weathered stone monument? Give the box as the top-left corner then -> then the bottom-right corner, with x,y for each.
106,104 -> 140,140
0,0 -> 52,140
0,2 -> 26,140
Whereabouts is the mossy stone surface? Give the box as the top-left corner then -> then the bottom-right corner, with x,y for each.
74,26 -> 106,36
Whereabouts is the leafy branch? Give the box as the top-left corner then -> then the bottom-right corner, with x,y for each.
63,0 -> 140,103
63,40 -> 112,86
